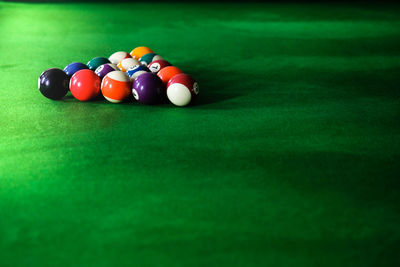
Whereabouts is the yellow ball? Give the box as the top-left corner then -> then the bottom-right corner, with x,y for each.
130,46 -> 154,60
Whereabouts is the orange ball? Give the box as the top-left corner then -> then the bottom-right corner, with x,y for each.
69,69 -> 101,101
130,46 -> 154,60
157,66 -> 183,86
101,71 -> 131,103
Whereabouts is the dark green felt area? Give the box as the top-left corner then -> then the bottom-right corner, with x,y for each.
0,2 -> 400,266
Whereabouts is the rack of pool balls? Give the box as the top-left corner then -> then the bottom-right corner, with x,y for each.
38,46 -> 199,107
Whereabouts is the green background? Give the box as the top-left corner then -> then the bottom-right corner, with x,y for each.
0,2 -> 399,266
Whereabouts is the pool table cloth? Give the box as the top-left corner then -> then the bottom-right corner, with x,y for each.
0,2 -> 399,266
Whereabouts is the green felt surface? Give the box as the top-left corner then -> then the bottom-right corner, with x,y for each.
1,2 -> 400,266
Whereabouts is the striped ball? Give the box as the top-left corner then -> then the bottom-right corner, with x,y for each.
101,71 -> 131,103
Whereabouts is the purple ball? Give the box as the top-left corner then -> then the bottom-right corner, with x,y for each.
95,63 -> 118,79
132,73 -> 165,105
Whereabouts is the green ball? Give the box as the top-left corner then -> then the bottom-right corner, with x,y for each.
87,57 -> 111,70
139,53 -> 163,66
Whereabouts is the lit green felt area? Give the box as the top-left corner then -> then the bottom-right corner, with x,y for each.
0,2 -> 400,266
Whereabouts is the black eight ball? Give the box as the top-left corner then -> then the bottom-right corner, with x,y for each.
38,68 -> 69,100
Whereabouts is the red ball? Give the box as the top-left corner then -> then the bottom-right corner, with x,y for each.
167,73 -> 199,106
70,69 -> 101,101
148,60 -> 171,73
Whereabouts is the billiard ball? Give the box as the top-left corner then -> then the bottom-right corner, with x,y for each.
167,73 -> 199,107
157,66 -> 183,86
148,60 -> 171,73
126,65 -> 149,81
95,63 -> 118,79
64,62 -> 89,77
69,69 -> 101,101
38,68 -> 69,100
130,46 -> 154,60
139,53 -> 163,66
132,72 -> 165,105
117,58 -> 141,72
87,57 -> 110,70
108,51 -> 131,65
101,71 -> 131,103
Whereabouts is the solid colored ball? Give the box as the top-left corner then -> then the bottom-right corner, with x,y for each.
69,69 -> 101,101
117,58 -> 141,72
130,46 -> 154,60
108,51 -> 131,65
95,63 -> 118,80
132,72 -> 165,105
64,62 -> 89,77
101,71 -> 131,103
157,66 -> 183,86
38,68 -> 69,100
87,57 -> 110,70
139,53 -> 163,66
148,60 -> 171,73
126,65 -> 149,81
167,74 -> 199,107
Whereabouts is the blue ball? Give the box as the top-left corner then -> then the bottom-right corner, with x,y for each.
64,62 -> 88,77
126,65 -> 149,80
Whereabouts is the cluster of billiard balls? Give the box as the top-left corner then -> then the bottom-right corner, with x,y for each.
38,46 -> 199,106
